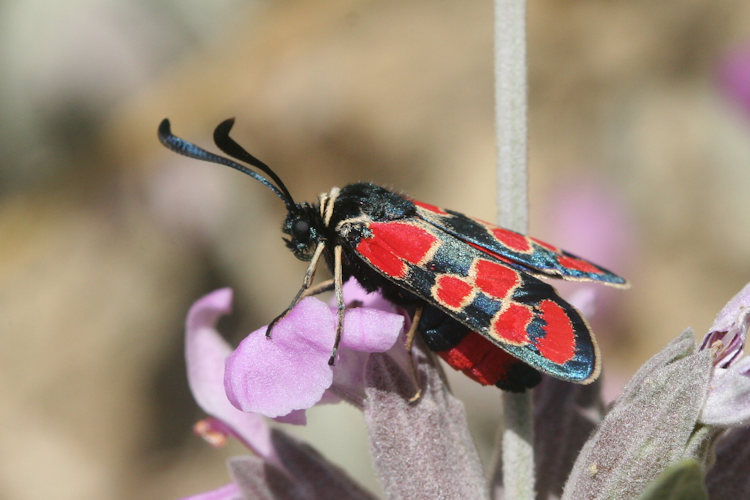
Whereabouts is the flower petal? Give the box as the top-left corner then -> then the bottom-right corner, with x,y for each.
340,278 -> 399,312
699,358 -> 750,427
322,278 -> 406,406
185,289 -> 276,462
740,355 -> 750,376
271,409 -> 307,425
225,290 -> 405,418
185,290 -> 234,413
338,306 -> 404,352
326,349 -> 370,407
225,297 -> 337,418
706,283 -> 750,335
700,283 -> 750,367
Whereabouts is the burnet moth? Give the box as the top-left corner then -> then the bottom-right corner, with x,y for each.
159,118 -> 627,392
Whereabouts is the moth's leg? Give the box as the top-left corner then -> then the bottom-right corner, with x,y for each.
266,241 -> 326,337
328,245 -> 345,365
405,305 -> 424,403
300,278 -> 335,299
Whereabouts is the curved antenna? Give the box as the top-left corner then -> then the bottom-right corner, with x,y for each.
158,119 -> 292,207
213,118 -> 295,207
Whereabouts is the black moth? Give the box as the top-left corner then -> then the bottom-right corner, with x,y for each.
159,118 -> 627,392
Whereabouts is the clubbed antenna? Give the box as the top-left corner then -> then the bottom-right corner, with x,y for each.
158,119 -> 295,208
212,118 -> 296,208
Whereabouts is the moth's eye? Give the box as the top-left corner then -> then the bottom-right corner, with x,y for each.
292,219 -> 310,241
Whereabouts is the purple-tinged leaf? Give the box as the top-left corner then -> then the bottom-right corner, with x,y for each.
363,347 -> 488,500
637,459 -> 707,500
705,425 -> 750,497
227,456 -> 302,500
682,425 -> 723,467
270,430 -> 377,500
562,330 -> 713,499
528,376 -> 604,500
618,330 -> 696,403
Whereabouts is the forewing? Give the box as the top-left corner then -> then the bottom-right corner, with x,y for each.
342,217 -> 599,383
411,200 -> 627,287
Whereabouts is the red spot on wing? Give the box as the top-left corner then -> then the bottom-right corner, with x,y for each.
375,222 -> 437,264
355,222 -> 437,278
437,332 -> 520,386
491,228 -> 532,253
474,259 -> 519,299
356,238 -> 407,278
411,199 -> 447,215
491,303 -> 532,344
435,275 -> 473,309
534,300 -> 576,364
558,255 -> 603,275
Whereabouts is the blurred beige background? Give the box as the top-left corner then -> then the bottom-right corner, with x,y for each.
2,0 -> 749,498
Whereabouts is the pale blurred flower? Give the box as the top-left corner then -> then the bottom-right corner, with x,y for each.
718,45 -> 750,120
698,283 -> 750,427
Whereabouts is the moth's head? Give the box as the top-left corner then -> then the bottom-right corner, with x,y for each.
282,203 -> 322,261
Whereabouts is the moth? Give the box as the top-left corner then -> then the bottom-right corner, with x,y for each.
159,118 -> 627,391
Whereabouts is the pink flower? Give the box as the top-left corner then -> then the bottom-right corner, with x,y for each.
181,280 -> 405,499
698,283 -> 750,427
223,280 -> 405,419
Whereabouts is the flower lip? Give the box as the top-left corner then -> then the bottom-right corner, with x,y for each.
224,297 -> 338,418
700,321 -> 746,369
698,284 -> 750,427
699,283 -> 750,367
184,288 -> 277,461
224,279 -> 405,419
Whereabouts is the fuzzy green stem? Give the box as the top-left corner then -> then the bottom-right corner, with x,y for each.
500,391 -> 534,499
494,0 -> 534,499
494,0 -> 528,233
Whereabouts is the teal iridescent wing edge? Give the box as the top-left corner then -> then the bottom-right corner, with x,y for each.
411,201 -> 628,288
